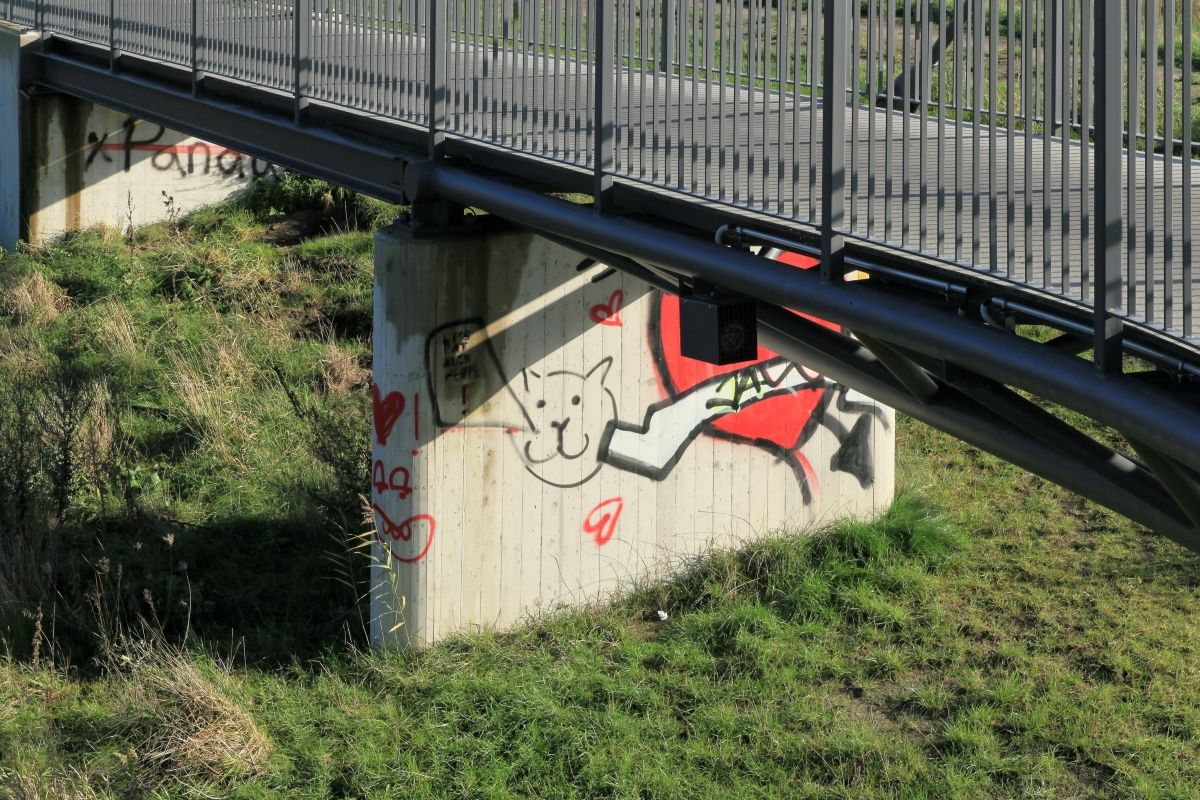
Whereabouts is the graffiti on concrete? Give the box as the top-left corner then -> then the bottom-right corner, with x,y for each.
371,383 -> 433,563
644,291 -> 886,501
86,117 -> 275,178
517,358 -> 618,489
583,497 -> 624,547
421,263 -> 885,500
589,289 -> 624,327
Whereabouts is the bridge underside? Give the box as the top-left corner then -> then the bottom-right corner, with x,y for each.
13,31 -> 1200,553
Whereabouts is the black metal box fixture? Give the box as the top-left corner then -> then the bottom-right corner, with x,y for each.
679,290 -> 759,366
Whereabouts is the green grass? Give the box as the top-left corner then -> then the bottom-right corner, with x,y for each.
1,179 -> 1199,798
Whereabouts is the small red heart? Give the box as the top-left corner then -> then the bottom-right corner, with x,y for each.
372,385 -> 406,446
583,497 -> 624,546
590,290 -> 624,327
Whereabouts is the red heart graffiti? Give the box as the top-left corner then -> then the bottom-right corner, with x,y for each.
590,290 -> 624,327
654,251 -> 837,450
372,507 -> 436,563
372,385 -> 406,446
583,497 -> 624,546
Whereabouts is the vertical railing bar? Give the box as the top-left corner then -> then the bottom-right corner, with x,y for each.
1023,0 -> 1033,283
866,0 -> 876,238
1163,0 -> 1175,329
595,0 -> 613,207
700,0 -> 710,199
1184,0 -> 1194,337
689,0 -> 698,195
191,0 -> 200,92
774,0 -> 785,215
1128,0 -> 1139,313
937,0 -> 946,256
972,0 -> 982,270
988,0 -> 998,274
918,0 -> 930,252
1060,0 -> 1070,295
884,0 -> 894,242
428,0 -> 445,157
1005,0 -> 1015,277
850,0 -> 860,232
901,0 -> 911,247
955,0 -> 965,262
1042,0 -> 1053,289
1146,0 -> 1157,323
746,0 -> 756,208
294,0 -> 310,121
809,0 -> 820,221
790,0 -> 802,218
1094,0 -> 1123,369
821,0 -> 846,280
1080,0 -> 1093,299
1048,0 -> 1062,132
760,0 -> 769,209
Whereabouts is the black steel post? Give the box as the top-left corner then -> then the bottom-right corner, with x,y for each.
1094,0 -> 1123,371
593,0 -> 614,211
293,0 -> 310,122
659,0 -> 670,73
820,0 -> 846,281
191,0 -> 200,94
428,0 -> 446,157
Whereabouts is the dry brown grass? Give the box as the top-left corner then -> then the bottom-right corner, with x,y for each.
319,342 -> 370,394
0,273 -> 69,327
0,766 -> 108,800
108,639 -> 274,794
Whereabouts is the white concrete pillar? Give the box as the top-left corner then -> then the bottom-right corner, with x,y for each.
0,24 -> 37,253
371,225 -> 895,648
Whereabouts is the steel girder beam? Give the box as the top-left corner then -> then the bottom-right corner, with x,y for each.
30,52 -> 422,202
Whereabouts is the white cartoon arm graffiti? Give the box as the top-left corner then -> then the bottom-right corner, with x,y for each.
599,360 -> 824,478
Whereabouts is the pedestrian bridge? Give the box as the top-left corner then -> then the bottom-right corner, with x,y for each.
4,0 -> 1200,551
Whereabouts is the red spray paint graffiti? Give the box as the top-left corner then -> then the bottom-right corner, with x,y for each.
589,289 -> 624,327
583,497 -> 624,546
372,507 -> 436,563
372,385 -> 406,446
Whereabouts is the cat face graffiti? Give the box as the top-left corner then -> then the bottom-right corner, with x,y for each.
519,357 -> 617,488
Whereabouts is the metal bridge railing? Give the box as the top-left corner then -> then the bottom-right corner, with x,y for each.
4,1 -> 1198,347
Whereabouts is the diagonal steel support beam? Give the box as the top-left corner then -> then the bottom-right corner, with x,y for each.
1127,440 -> 1200,533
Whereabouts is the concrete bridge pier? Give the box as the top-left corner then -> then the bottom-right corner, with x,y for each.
370,221 -> 896,648
0,24 -> 36,252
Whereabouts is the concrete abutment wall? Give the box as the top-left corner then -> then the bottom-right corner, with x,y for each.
371,224 -> 896,648
1,24 -> 275,250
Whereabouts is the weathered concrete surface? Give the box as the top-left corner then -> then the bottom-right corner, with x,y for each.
0,24 -> 37,252
20,97 -> 276,243
371,225 -> 896,648
0,24 -> 276,250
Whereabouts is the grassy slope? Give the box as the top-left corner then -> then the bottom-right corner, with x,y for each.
1,187 -> 1199,799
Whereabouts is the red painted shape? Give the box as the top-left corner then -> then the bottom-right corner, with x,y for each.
590,289 -> 625,327
373,459 -> 414,501
655,251 -> 837,450
372,385 -> 406,446
100,142 -> 245,157
372,507 -> 436,563
583,498 -> 624,546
